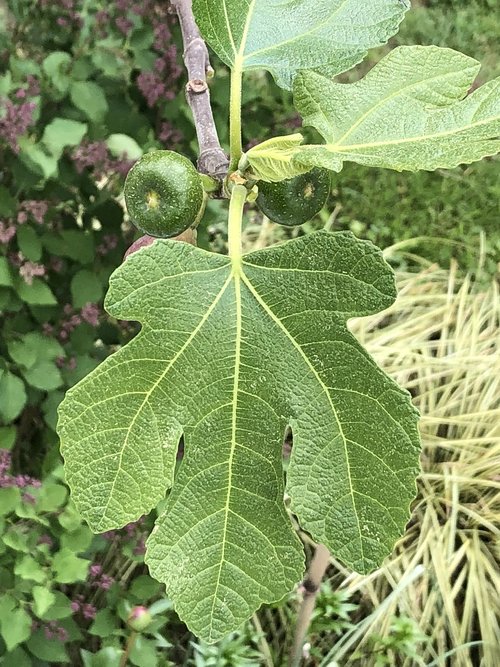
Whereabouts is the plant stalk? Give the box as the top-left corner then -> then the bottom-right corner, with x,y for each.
228,184 -> 247,265
229,63 -> 243,172
170,0 -> 229,179
290,544 -> 331,667
119,630 -> 137,667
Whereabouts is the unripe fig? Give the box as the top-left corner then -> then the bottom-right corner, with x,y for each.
257,168 -> 330,226
124,150 -> 204,238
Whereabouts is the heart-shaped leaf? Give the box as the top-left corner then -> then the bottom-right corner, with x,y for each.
57,231 -> 420,641
192,0 -> 410,89
294,46 -> 500,172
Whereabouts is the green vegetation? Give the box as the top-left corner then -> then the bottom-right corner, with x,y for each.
0,0 -> 498,663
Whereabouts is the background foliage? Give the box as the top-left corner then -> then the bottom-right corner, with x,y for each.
0,0 -> 498,664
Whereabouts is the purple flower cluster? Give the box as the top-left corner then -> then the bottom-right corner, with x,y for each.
56,355 -> 77,371
88,562 -> 115,590
81,303 -> 101,327
70,596 -> 97,620
159,120 -> 182,147
32,619 -> 69,642
0,222 -> 16,244
102,517 -> 147,555
72,141 -> 133,179
135,11 -> 182,111
19,260 -> 46,285
40,0 -> 82,31
18,200 -> 49,225
0,199 -> 49,247
0,449 -> 41,489
96,234 -> 118,256
50,302 -> 101,342
0,98 -> 36,153
137,42 -> 182,109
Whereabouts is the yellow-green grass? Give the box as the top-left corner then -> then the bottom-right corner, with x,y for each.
324,257 -> 500,666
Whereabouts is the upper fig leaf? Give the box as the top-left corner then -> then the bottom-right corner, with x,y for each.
57,232 -> 420,642
192,0 -> 410,89
294,46 -> 500,172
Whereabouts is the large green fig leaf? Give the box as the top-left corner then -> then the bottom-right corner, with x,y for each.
57,231 -> 420,641
294,46 -> 500,172
192,0 -> 409,89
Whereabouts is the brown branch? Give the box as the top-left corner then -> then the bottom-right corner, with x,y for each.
170,0 -> 229,180
290,544 -> 331,667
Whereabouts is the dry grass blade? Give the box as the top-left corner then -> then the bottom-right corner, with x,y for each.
331,259 -> 500,667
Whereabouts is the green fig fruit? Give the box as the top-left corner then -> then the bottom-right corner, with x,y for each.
124,150 -> 204,238
257,168 -> 330,226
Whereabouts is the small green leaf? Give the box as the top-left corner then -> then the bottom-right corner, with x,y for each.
16,225 -> 42,262
0,488 -> 21,516
70,81 -> 108,123
40,592 -> 73,621
129,575 -> 163,601
193,0 -> 409,89
23,360 -> 63,391
16,278 -> 57,305
60,525 -> 93,552
15,554 -> 46,583
0,372 -> 27,422
26,629 -> 70,662
37,482 -> 68,512
43,51 -> 72,93
58,500 -> 84,531
106,133 -> 143,160
129,635 -> 158,667
0,256 -> 13,286
42,118 -> 88,158
32,586 -> 56,618
18,138 -> 59,180
2,528 -> 30,553
8,333 -> 63,368
246,134 -> 309,182
1,607 -> 31,651
1,647 -> 32,667
71,269 -> 104,308
0,426 -> 17,449
88,609 -> 119,637
42,230 -> 95,263
294,46 -> 500,172
81,647 -> 122,667
52,548 -> 90,583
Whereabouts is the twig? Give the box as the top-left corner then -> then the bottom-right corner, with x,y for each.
170,0 -> 229,180
119,630 -> 137,667
290,544 -> 331,667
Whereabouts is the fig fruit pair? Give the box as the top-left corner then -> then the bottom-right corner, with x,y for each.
124,151 -> 330,238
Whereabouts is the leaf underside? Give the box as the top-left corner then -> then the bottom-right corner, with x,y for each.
192,0 -> 409,89
57,232 -> 420,641
294,46 -> 500,172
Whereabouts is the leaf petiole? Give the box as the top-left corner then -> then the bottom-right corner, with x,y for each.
227,183 -> 247,268
229,62 -> 243,171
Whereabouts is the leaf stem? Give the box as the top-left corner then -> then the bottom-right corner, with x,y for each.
119,630 -> 137,667
228,183 -> 247,266
290,544 -> 331,667
229,62 -> 243,172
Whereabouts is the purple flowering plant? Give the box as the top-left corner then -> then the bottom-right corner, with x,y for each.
0,0 -> 229,661
0,1 -> 287,661
0,454 -> 177,662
